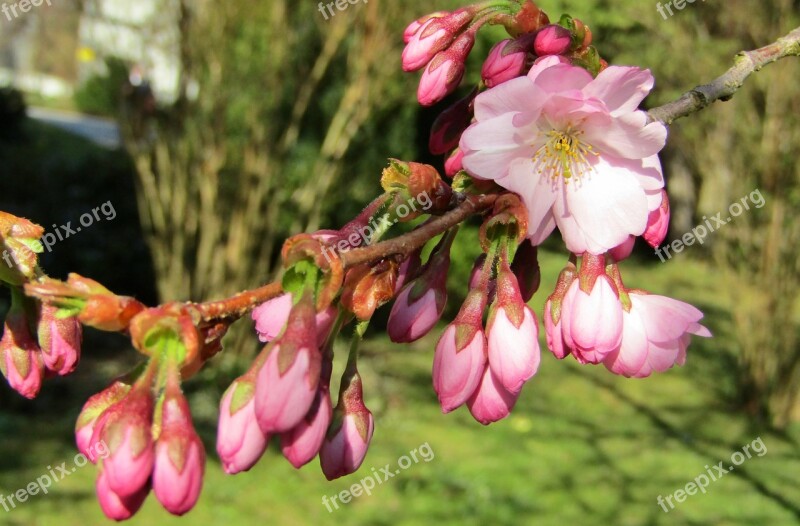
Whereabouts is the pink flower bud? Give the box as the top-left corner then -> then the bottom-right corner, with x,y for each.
603,292 -> 711,378
281,387 -> 332,468
401,9 -> 472,71
251,293 -> 292,343
252,293 -> 336,346
486,265 -> 540,394
0,306 -> 44,399
467,366 -> 520,425
544,299 -> 569,360
609,235 -> 636,262
534,24 -> 573,56
217,377 -> 268,474
481,39 -> 529,88
320,372 -> 374,480
643,190 -> 670,248
76,378 -> 132,461
96,468 -> 149,521
153,387 -> 205,516
417,31 -> 475,107
99,389 -> 155,498
388,282 -> 446,344
254,296 -> 320,434
37,303 -> 82,376
560,275 -> 624,364
429,89 -> 477,155
432,322 -> 486,413
444,148 -> 465,177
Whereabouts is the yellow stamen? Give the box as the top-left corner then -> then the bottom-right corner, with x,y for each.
532,127 -> 599,184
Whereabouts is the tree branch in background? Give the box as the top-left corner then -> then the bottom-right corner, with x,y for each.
647,25 -> 800,125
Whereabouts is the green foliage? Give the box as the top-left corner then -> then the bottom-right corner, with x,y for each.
73,57 -> 129,117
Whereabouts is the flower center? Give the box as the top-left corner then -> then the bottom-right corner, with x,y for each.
532,128 -> 598,184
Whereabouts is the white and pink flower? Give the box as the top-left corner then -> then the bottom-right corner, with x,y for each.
460,56 -> 668,254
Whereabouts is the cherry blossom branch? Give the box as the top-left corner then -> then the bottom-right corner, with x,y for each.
647,25 -> 800,125
195,193 -> 498,323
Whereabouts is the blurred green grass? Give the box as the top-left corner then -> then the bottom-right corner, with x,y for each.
1,249 -> 798,526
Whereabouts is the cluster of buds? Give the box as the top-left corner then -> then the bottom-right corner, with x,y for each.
75,318 -> 207,520
1,213 -> 83,398
545,252 -> 711,377
431,195 -> 541,424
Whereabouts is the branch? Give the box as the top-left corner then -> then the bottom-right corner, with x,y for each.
647,25 -> 800,125
195,193 -> 497,322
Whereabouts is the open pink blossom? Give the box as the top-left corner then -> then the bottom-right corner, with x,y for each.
603,293 -> 711,378
460,56 -> 668,254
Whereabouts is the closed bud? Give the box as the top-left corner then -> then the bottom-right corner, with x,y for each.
534,24 -> 573,56
609,236 -> 636,262
481,37 -> 532,88
153,381 -> 205,516
320,371 -> 374,480
467,366 -> 520,425
99,388 -> 155,498
255,294 -> 321,434
506,0 -> 550,36
281,386 -> 333,468
96,468 -> 150,521
401,8 -> 474,72
643,190 -> 670,248
37,302 -> 82,376
486,261 -> 540,394
444,148 -> 465,178
0,298 -> 44,399
217,375 -> 269,474
76,378 -> 133,461
417,31 -> 475,107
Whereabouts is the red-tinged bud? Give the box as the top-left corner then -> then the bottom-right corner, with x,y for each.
481,36 -> 534,88
254,293 -> 321,434
401,8 -> 474,72
403,12 -> 448,43
96,468 -> 150,521
281,385 -> 333,468
609,235 -> 636,262
394,250 -> 422,294
544,262 -> 578,360
510,240 -> 540,302
0,298 -> 44,399
486,261 -> 540,394
37,302 -> 82,376
153,380 -> 205,516
382,159 -> 453,217
444,148 -> 465,178
217,374 -> 268,474
99,387 -> 155,498
76,378 -> 133,462
320,370 -> 374,480
417,31 -> 475,107
534,24 -> 572,56
429,88 -> 477,155
0,211 -> 44,285
467,366 -> 520,425
25,274 -> 146,332
341,261 -> 398,321
643,190 -> 670,248
505,0 -> 550,36
388,230 -> 454,343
